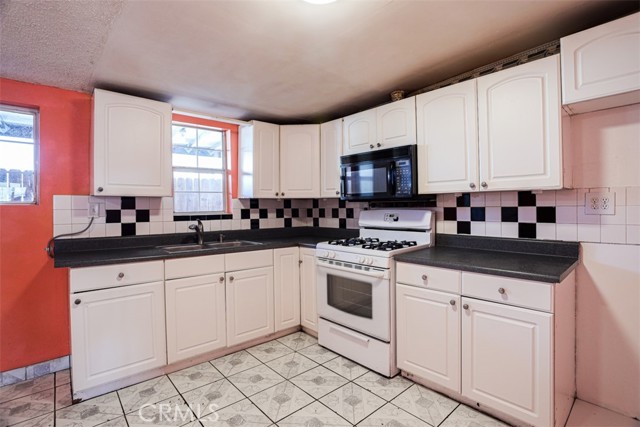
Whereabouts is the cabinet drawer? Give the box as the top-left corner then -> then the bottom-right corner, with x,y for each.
396,262 -> 460,294
70,261 -> 164,293
462,272 -> 553,312
225,249 -> 273,271
165,255 -> 225,280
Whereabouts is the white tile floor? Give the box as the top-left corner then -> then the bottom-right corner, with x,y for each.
0,331 -> 638,427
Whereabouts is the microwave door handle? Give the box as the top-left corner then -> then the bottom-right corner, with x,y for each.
388,163 -> 397,195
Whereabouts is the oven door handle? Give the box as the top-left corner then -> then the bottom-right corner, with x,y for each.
316,261 -> 387,279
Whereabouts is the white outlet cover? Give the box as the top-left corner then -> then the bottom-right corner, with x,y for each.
585,191 -> 615,215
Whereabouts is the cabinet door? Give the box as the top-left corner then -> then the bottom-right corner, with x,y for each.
320,119 -> 343,198
299,247 -> 318,332
166,274 -> 226,364
226,267 -> 274,346
477,56 -> 562,192
280,125 -> 320,198
416,81 -> 478,194
343,108 -> 377,155
376,97 -> 417,150
70,281 -> 166,392
462,297 -> 552,427
273,248 -> 301,332
561,12 -> 640,111
239,121 -> 280,198
396,284 -> 460,393
92,89 -> 172,197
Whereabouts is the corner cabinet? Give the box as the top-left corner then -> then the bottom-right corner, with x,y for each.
343,97 -> 416,155
280,125 -> 320,198
239,121 -> 280,198
299,247 -> 318,332
320,119 -> 343,198
561,12 -> 640,114
274,247 -> 301,332
396,262 -> 576,427
92,89 -> 172,197
477,55 -> 562,192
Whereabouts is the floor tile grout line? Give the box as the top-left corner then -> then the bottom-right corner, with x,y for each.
436,402 -> 461,427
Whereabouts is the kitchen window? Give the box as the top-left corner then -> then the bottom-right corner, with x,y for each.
172,123 -> 228,213
0,105 -> 39,204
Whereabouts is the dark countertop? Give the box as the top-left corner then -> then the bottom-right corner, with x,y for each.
54,227 -> 358,268
395,234 -> 579,283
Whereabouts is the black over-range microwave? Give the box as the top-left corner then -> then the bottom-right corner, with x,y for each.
340,145 -> 417,201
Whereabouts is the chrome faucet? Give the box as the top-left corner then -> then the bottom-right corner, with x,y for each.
188,219 -> 205,245
219,233 -> 225,243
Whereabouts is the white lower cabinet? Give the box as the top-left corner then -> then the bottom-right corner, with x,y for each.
462,297 -> 552,426
396,262 -> 575,427
299,247 -> 318,332
274,247 -> 301,332
70,280 -> 166,393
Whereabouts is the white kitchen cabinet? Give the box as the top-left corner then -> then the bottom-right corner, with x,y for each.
462,297 -> 552,427
92,89 -> 172,197
280,125 -> 320,198
70,278 -> 166,394
477,55 -> 562,192
320,119 -> 343,198
343,97 -> 416,155
165,255 -> 226,364
396,283 -> 461,392
273,247 -> 301,332
225,250 -> 274,346
416,80 -> 479,194
239,121 -> 280,198
299,247 -> 318,332
561,12 -> 640,114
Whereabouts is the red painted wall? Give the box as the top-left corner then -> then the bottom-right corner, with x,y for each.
0,78 -> 91,371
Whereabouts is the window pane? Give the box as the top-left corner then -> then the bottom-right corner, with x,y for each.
0,142 -> 34,171
200,193 -> 224,212
172,146 -> 198,168
172,126 -> 197,147
199,172 -> 224,192
173,170 -> 199,192
0,107 -> 36,204
197,149 -> 223,169
0,110 -> 34,140
198,129 -> 222,149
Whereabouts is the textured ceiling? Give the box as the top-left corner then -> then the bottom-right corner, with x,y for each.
1,0 -> 638,124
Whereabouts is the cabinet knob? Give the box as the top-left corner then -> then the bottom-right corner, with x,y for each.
281,192 -> 285,196
97,187 -> 104,192
117,272 -> 124,280
463,303 -> 469,310
74,299 -> 81,305
498,287 -> 506,294
229,276 -> 234,282
275,192 -> 279,196
336,191 -> 340,195
450,299 -> 456,306
377,143 -> 382,148
369,144 -> 374,149
469,182 -> 476,189
421,274 -> 428,281
219,276 -> 224,283
481,181 -> 488,188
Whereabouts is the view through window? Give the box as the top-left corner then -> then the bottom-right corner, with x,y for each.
0,105 -> 38,204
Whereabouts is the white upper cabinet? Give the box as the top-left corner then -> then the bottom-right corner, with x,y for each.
377,97 -> 417,150
417,80 -> 479,194
561,12 -> 640,114
280,125 -> 320,198
343,108 -> 377,155
239,121 -> 280,198
343,97 -> 416,155
320,119 -> 343,198
92,89 -> 172,197
477,55 -> 562,192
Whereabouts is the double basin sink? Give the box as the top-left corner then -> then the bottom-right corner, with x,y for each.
157,240 -> 263,254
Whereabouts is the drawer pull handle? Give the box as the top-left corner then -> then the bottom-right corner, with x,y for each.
463,303 -> 469,310
449,299 -> 456,306
117,272 -> 125,280
421,274 -> 428,281
498,287 -> 506,294
219,277 -> 224,283
74,299 -> 81,305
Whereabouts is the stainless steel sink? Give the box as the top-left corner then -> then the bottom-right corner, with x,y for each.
157,240 -> 263,253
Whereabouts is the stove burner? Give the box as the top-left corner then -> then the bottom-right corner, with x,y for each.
328,237 -> 380,246
363,240 -> 418,251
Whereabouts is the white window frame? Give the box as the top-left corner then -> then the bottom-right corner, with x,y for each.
171,121 -> 228,214
0,104 -> 40,205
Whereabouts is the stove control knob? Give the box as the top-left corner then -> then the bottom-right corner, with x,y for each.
322,251 -> 329,258
367,258 -> 374,265
358,257 -> 365,264
329,252 -> 336,259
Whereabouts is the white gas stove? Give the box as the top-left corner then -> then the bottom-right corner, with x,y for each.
315,209 -> 434,377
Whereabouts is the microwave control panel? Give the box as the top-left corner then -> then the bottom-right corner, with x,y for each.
395,159 -> 413,196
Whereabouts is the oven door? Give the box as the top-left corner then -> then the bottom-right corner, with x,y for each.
316,259 -> 391,342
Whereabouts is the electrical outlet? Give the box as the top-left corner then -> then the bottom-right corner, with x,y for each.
585,191 -> 615,215
88,203 -> 101,218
